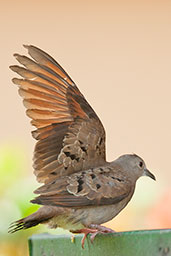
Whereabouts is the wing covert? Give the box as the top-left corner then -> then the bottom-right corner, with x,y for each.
31,166 -> 133,207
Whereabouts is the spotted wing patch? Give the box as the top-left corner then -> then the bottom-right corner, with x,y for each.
32,165 -> 132,207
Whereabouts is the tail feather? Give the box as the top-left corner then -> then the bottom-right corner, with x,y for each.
8,206 -> 57,233
8,217 -> 41,233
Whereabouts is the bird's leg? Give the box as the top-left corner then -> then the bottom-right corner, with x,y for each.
71,228 -> 98,248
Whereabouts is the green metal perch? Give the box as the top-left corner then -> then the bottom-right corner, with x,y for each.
29,229 -> 171,256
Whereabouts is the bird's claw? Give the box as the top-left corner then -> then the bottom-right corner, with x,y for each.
71,225 -> 115,249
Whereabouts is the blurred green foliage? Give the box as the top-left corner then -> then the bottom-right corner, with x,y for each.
0,143 -> 69,256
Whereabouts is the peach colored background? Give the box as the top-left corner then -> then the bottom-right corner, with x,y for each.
1,0 -> 171,238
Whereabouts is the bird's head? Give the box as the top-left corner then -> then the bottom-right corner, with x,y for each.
115,154 -> 156,181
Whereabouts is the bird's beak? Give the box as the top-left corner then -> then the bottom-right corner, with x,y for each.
144,168 -> 156,181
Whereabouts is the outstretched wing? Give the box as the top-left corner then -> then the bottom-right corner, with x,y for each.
10,45 -> 106,184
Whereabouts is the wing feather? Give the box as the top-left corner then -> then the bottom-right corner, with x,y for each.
10,45 -> 106,184
31,166 -> 133,207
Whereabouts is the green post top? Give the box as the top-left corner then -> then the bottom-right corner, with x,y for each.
29,229 -> 171,256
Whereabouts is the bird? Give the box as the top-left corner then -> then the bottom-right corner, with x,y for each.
8,45 -> 156,248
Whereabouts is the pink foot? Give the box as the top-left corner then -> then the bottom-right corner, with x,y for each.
70,225 -> 115,248
89,224 -> 115,233
89,224 -> 115,242
71,228 -> 98,248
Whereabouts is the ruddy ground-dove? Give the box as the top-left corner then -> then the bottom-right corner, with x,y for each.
8,45 -> 156,248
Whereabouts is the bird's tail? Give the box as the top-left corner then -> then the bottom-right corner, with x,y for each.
8,217 -> 40,233
8,206 -> 57,233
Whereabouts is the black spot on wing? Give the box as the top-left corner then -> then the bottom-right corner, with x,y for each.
77,178 -> 84,193
50,172 -> 57,175
90,174 -> 96,179
111,176 -> 124,182
96,184 -> 101,189
64,151 -> 80,162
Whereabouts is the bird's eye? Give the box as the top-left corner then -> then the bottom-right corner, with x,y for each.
139,161 -> 143,168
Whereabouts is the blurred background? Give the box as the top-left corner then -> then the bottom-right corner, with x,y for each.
0,0 -> 171,255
